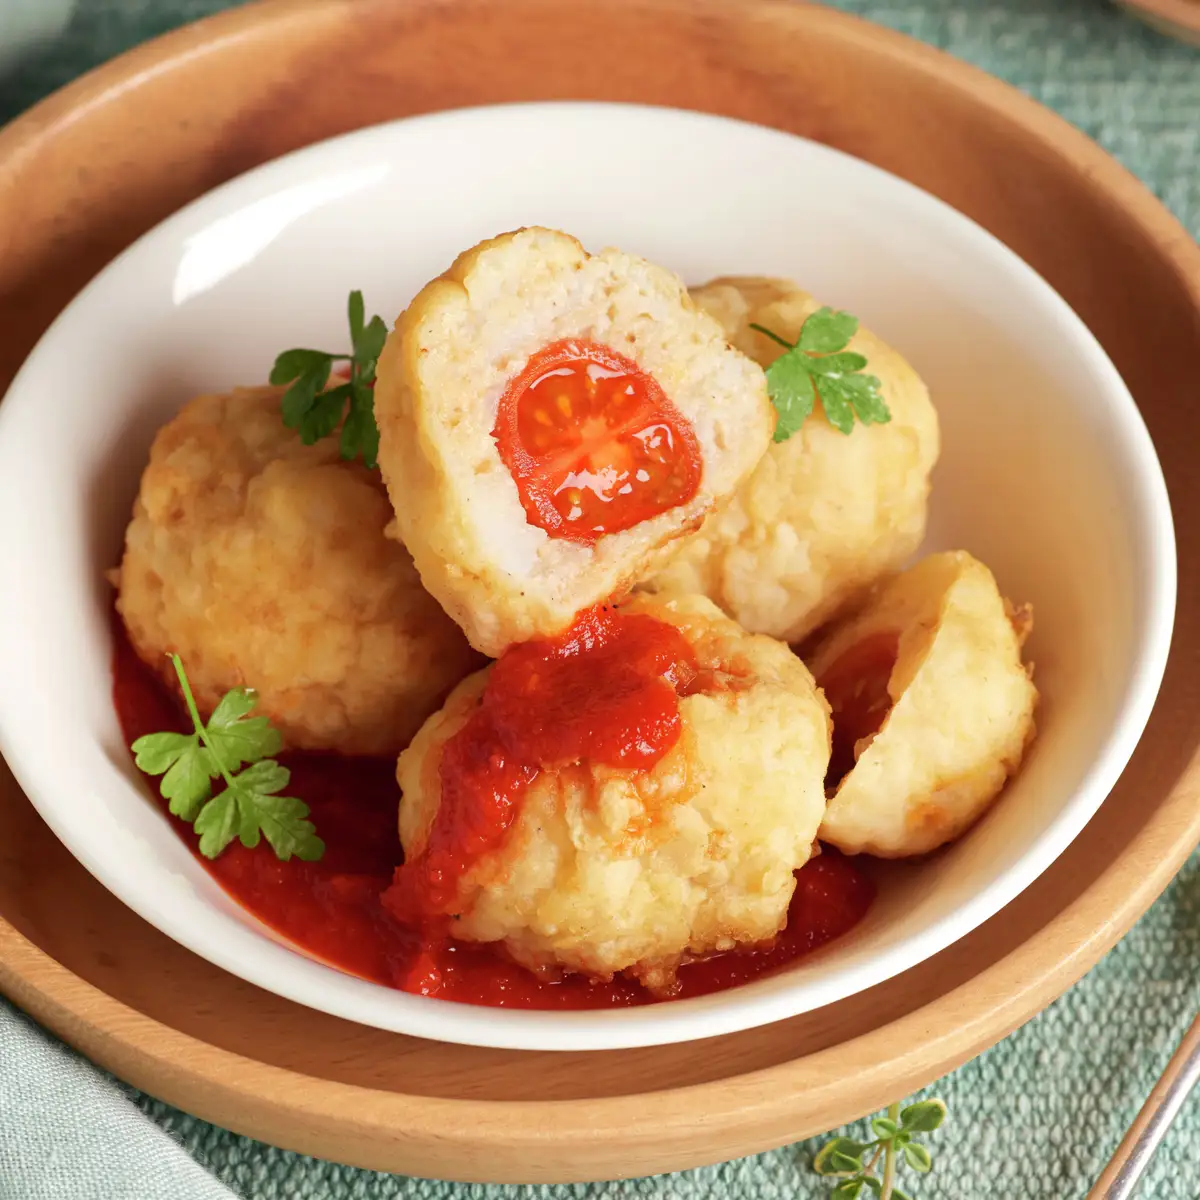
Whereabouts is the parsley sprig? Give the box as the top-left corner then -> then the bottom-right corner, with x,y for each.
813,1099 -> 946,1199
751,307 -> 891,441
131,656 -> 324,862
269,290 -> 387,467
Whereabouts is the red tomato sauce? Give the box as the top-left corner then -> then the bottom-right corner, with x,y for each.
112,615 -> 873,1009
818,632 -> 901,788
492,339 -> 701,544
383,606 -> 698,925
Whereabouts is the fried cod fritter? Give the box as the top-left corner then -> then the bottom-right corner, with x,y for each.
392,594 -> 830,993
114,385 -> 480,755
645,276 -> 940,642
373,229 -> 774,658
808,550 -> 1037,857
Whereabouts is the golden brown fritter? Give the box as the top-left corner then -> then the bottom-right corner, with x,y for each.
645,276 -> 940,642
114,385 -> 480,755
808,551 -> 1037,857
396,594 -> 830,993
373,229 -> 774,658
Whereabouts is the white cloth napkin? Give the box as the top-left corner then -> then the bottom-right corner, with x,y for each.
0,999 -> 236,1200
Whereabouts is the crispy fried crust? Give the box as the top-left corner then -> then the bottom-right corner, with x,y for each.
808,550 -> 1037,857
645,276 -> 940,642
396,594 -> 830,992
114,385 -> 480,754
374,230 -> 773,657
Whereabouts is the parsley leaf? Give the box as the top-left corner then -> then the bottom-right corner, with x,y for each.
130,655 -> 323,863
762,350 -> 817,441
131,730 -> 214,821
751,306 -> 892,442
270,290 -> 388,468
304,383 -> 354,444
798,307 -> 858,354
275,352 -> 334,430
205,688 -> 282,771
192,759 -> 318,861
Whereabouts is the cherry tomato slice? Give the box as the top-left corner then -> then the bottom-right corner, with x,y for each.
817,632 -> 900,789
492,339 -> 702,545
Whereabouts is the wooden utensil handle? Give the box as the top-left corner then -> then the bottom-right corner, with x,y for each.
1088,1013 -> 1200,1199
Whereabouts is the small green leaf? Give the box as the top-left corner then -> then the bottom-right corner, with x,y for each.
194,791 -> 239,859
342,382 -> 380,467
805,350 -> 869,376
191,749 -> 319,859
280,357 -> 333,428
831,1179 -> 864,1200
814,1138 -> 869,1176
871,1117 -> 899,1140
891,1190 -> 914,1200
765,351 -> 816,443
900,1100 -> 947,1133
160,744 -> 216,820
860,1179 -> 883,1196
356,314 -> 388,372
205,699 -> 281,773
130,730 -> 194,776
340,408 -> 364,463
129,657 -> 324,864
234,758 -> 291,796
251,792 -> 324,861
235,792 -> 262,849
903,1143 -> 932,1173
755,310 -> 889,440
347,289 -> 365,345
797,306 -> 858,354
280,377 -> 316,427
273,292 -> 386,465
207,689 -> 255,727
816,377 -> 855,435
828,1151 -> 865,1174
358,414 -> 379,469
820,371 -> 889,428
298,385 -> 350,445
270,348 -> 328,386
846,373 -> 890,425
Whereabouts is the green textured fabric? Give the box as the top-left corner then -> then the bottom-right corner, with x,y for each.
1,2 -> 1198,1198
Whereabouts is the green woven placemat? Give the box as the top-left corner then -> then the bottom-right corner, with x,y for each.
2,3 -> 1197,1198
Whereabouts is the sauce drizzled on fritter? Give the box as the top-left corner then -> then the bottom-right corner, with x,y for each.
382,606 -> 698,924
112,611 -> 873,1008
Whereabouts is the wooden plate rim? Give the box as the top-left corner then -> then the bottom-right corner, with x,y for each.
1,0 -> 1199,1166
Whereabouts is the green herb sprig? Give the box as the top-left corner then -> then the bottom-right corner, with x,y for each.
752,307 -> 891,442
131,656 -> 324,862
270,290 -> 387,467
812,1098 -> 946,1199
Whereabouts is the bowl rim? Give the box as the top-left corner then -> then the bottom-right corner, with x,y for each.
0,97 -> 1177,1051
0,0 -> 1196,1170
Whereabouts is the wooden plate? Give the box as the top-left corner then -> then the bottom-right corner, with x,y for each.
1,0 -> 1198,1183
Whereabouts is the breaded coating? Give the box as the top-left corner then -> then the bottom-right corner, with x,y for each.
808,551 -> 1037,857
396,594 -> 830,993
644,277 -> 940,642
114,385 -> 480,755
373,229 -> 774,658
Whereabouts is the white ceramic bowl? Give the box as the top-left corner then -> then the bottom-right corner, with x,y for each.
0,103 -> 1175,1051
